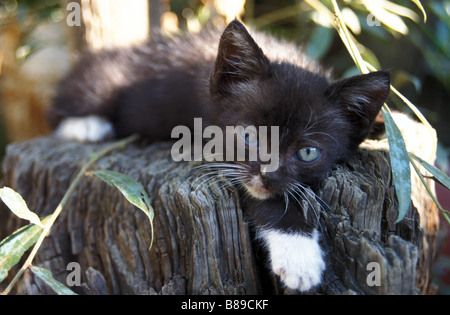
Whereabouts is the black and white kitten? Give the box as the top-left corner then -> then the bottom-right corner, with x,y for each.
48,20 -> 390,292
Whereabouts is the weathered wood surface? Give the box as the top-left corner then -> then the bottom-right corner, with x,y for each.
0,118 -> 439,295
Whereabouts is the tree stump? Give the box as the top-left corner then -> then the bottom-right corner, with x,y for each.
0,116 -> 440,295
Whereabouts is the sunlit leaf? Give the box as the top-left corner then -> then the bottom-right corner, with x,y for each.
381,0 -> 419,22
331,0 -> 368,73
341,8 -> 361,35
30,266 -> 77,295
0,216 -> 50,283
91,170 -> 154,248
0,187 -> 43,228
410,153 -> 450,190
304,0 -> 334,27
410,0 -> 427,23
382,108 -> 412,223
329,0 -> 439,226
362,0 -> 409,35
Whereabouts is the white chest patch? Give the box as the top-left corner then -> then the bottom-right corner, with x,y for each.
260,229 -> 325,292
55,116 -> 115,142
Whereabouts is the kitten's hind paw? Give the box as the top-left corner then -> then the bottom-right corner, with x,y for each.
55,115 -> 115,143
262,229 -> 325,292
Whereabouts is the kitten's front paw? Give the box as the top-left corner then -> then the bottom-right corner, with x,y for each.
55,115 -> 115,142
262,229 -> 325,292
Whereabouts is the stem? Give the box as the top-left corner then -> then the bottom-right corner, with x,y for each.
1,134 -> 138,295
330,0 -> 368,73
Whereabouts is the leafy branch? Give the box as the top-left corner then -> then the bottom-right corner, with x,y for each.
0,134 -> 154,295
328,0 -> 450,223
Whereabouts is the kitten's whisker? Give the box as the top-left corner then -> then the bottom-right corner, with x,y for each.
302,100 -> 316,134
287,183 -> 310,219
193,163 -> 246,177
268,192 -> 290,227
288,181 -> 320,223
192,170 -> 233,192
192,162 -> 249,193
284,192 -> 289,214
192,170 -> 219,185
193,173 -> 218,193
291,181 -> 331,213
219,180 -> 246,192
286,188 -> 306,220
196,162 -> 248,169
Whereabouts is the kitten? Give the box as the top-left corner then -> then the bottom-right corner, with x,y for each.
48,20 -> 390,292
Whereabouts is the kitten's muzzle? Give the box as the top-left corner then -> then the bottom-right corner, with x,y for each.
244,174 -> 273,200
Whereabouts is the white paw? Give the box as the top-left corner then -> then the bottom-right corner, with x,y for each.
261,229 -> 325,292
55,115 -> 115,142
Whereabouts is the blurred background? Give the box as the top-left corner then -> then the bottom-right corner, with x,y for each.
0,0 -> 449,293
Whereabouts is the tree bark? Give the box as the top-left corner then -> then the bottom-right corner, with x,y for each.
0,115 -> 440,295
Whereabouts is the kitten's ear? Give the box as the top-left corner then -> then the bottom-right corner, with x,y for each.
211,20 -> 270,96
326,71 -> 390,142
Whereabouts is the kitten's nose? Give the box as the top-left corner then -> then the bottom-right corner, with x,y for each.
260,166 -> 274,182
260,171 -> 277,188
260,160 -> 287,191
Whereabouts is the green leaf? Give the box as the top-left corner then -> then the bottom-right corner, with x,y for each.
410,157 -> 446,212
410,153 -> 450,190
30,266 -> 77,295
382,108 -> 412,223
0,187 -> 43,228
91,170 -> 152,216
91,170 -> 154,248
0,216 -> 50,283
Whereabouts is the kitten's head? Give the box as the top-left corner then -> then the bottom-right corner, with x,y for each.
209,20 -> 390,200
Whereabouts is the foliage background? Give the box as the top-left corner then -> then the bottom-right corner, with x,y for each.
1,0 -> 448,171
0,0 -> 449,293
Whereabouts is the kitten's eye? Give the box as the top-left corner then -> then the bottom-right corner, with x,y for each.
296,147 -> 322,163
239,129 -> 258,146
